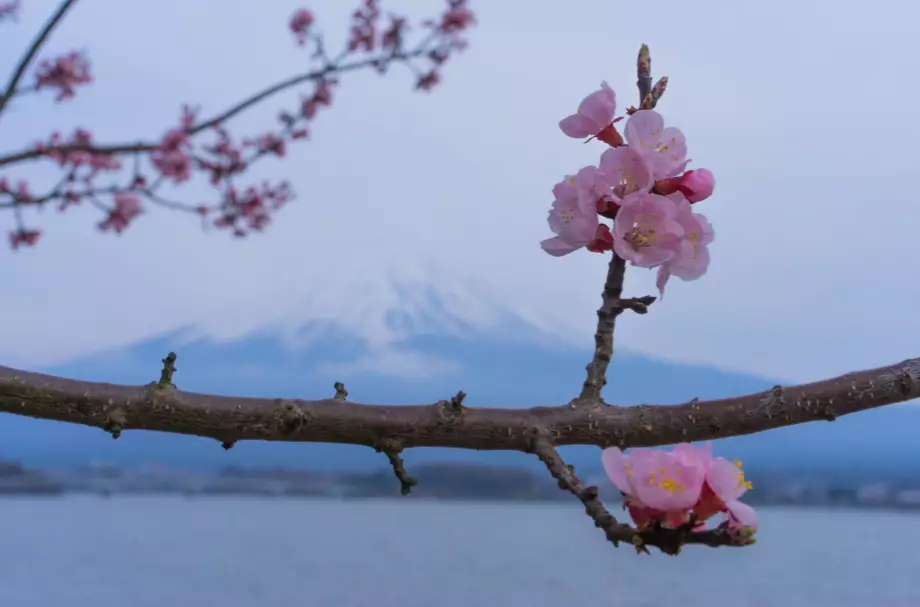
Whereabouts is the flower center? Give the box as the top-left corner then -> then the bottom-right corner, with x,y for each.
625,226 -> 655,251
646,467 -> 686,493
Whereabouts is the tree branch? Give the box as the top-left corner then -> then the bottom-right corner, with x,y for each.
1,355 -> 917,451
578,253 -> 655,405
527,433 -> 747,555
0,0 -> 79,117
0,40 -> 448,169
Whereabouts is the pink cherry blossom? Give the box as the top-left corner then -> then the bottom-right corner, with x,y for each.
706,456 -> 753,504
98,193 -> 142,234
559,82 -> 616,139
602,445 -> 706,526
34,51 -> 93,102
625,109 -> 688,180
612,192 -> 684,267
540,168 -> 602,257
655,194 -> 714,296
596,146 -> 654,207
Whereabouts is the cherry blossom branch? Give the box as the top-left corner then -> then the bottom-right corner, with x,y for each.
0,0 -> 79,117
0,41 -> 454,170
528,433 -> 744,554
2,353 -> 913,553
0,0 -> 475,246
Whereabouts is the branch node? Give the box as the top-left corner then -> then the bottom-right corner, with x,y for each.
157,352 -> 178,388
333,382 -> 348,401
103,408 -> 127,440
374,438 -> 417,495
435,391 -> 466,423
272,399 -> 310,436
617,295 -> 657,315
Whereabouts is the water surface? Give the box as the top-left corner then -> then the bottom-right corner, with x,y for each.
0,497 -> 916,606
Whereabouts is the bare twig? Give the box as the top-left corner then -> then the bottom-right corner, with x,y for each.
375,438 -> 417,495
1,355 -> 917,450
578,254 -> 655,404
0,0 -> 80,117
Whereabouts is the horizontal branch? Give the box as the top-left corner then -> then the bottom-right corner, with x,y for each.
0,42 -> 444,169
0,355 -> 917,450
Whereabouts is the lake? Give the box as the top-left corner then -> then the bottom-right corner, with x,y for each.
0,496 -> 917,606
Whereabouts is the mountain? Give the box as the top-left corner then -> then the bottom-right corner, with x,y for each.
1,326 -> 918,482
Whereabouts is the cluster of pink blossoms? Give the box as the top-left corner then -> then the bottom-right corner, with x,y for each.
542,82 -> 717,296
603,442 -> 758,536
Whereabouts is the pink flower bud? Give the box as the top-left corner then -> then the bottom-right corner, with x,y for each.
655,169 -> 715,203
677,168 -> 715,203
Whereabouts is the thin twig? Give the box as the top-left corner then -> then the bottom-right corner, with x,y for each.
375,438 -> 417,495
579,254 -> 654,403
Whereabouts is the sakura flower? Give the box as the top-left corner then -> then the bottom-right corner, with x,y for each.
654,168 -> 715,203
559,82 -> 616,139
611,192 -> 683,267
602,445 -> 706,528
540,168 -> 602,257
596,146 -> 654,209
655,194 -> 714,297
625,109 -> 688,180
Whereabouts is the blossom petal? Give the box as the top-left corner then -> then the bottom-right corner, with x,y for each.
601,447 -> 633,495
724,499 -> 758,532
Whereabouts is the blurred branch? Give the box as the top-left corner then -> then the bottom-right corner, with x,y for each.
0,0 -> 79,117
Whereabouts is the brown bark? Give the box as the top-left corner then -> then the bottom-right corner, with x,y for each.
2,356 -> 916,451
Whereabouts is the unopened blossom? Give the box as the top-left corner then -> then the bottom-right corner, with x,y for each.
540,168 -> 602,257
559,82 -> 616,139
602,445 -> 706,528
655,194 -> 714,297
723,499 -> 758,533
625,109 -> 688,180
611,192 -> 683,267
596,146 -> 654,208
654,168 -> 715,203
289,9 -> 314,45
586,223 -> 613,253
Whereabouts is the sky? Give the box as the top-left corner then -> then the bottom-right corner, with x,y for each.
1,0 -> 918,384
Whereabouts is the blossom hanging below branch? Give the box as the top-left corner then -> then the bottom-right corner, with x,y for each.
0,0 -> 476,249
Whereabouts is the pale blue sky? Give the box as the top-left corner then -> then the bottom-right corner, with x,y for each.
1,0 -> 918,383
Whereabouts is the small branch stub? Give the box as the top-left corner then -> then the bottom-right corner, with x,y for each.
436,390 -> 466,423
375,439 -> 417,495
158,352 -> 178,387
333,382 -> 348,401
103,408 -> 127,440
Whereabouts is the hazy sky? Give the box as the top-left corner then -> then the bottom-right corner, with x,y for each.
1,0 -> 918,384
